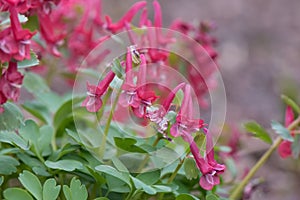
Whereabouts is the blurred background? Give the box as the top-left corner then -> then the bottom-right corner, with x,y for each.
103,0 -> 300,199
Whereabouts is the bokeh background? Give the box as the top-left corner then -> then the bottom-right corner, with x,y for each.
102,1 -> 300,199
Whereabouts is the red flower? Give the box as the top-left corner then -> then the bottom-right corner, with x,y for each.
278,106 -> 295,158
147,83 -> 185,133
170,84 -> 206,138
0,61 -> 24,112
119,47 -> 158,118
82,71 -> 115,112
104,1 -> 147,33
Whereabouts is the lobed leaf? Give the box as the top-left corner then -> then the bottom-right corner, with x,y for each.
244,121 -> 272,144
271,121 -> 294,142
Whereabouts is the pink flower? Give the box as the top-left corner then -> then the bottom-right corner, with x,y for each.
170,84 -> 206,138
82,71 -> 115,112
0,6 -> 34,62
119,47 -> 158,118
199,128 -> 226,190
278,106 -> 295,158
0,61 -> 24,113
104,1 -> 147,33
147,83 -> 185,133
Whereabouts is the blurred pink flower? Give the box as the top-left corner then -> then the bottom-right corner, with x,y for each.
82,71 -> 115,112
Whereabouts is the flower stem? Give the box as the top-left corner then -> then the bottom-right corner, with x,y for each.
229,116 -> 300,200
98,87 -> 122,159
137,136 -> 162,172
96,87 -> 113,122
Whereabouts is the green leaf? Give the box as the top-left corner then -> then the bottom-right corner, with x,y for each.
114,137 -> 147,153
244,121 -> 272,144
45,160 -> 83,171
206,194 -> 220,200
43,178 -> 61,200
18,51 -> 39,68
152,185 -> 172,193
176,194 -> 198,200
23,72 -> 49,94
111,58 -> 124,78
224,157 -> 237,180
18,170 -> 43,200
136,170 -> 160,185
94,198 -> 109,200
131,176 -> 156,195
95,165 -> 131,187
0,131 -> 29,150
271,121 -> 294,142
3,188 -> 34,200
183,158 -> 199,180
38,125 -> 53,156
0,102 -> 24,131
0,176 -> 3,186
63,177 -> 88,200
0,155 -> 20,175
112,156 -> 129,172
22,101 -> 51,124
292,134 -> 300,158
281,95 -> 300,114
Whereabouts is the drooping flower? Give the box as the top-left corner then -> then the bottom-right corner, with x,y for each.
104,1 -> 147,33
170,84 -> 206,138
82,70 -> 115,112
119,46 -> 158,118
0,61 -> 24,112
199,128 -> 226,190
147,82 -> 185,133
278,106 -> 295,158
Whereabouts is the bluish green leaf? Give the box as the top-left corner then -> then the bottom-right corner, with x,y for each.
0,131 -> 29,150
112,156 -> 129,172
3,188 -> 33,200
292,134 -> 300,158
244,121 -> 272,144
131,176 -> 156,195
43,178 -> 61,200
0,155 -> 20,175
95,165 -> 131,187
18,51 -> 39,68
111,58 -> 124,78
22,101 -> 51,124
63,177 -> 88,200
45,160 -> 83,171
94,198 -> 109,200
184,158 -> 199,180
0,176 -> 3,186
0,102 -> 24,131
38,125 -> 53,156
18,170 -> 43,200
152,185 -> 172,193
271,121 -> 294,142
136,170 -> 160,185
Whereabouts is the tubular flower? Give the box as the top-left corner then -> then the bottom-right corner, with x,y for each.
119,47 -> 158,118
278,106 -> 295,158
104,1 -> 147,33
82,70 -> 115,112
170,84 -> 206,138
147,83 -> 185,134
0,6 -> 35,62
0,61 -> 24,112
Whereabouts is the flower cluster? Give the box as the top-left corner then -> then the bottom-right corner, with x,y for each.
82,46 -> 225,190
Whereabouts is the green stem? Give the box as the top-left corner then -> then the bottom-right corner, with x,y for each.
230,116 -> 300,200
96,88 -> 113,122
136,136 -> 162,172
98,87 -> 122,158
158,150 -> 189,200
